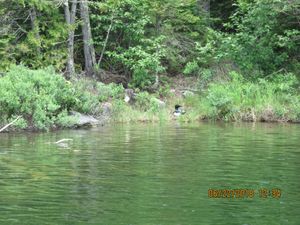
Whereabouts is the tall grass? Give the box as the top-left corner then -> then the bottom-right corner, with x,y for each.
196,72 -> 300,122
109,71 -> 300,124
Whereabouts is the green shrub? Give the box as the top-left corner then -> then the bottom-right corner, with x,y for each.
135,92 -> 152,111
131,67 -> 156,89
55,110 -> 78,128
197,69 -> 215,90
71,78 -> 100,114
183,61 -> 200,76
10,116 -> 28,129
108,37 -> 166,89
134,92 -> 163,113
0,66 -> 92,130
97,82 -> 124,102
158,79 -> 172,97
111,99 -> 127,119
216,1 -> 300,76
201,72 -> 300,121
206,85 -> 234,119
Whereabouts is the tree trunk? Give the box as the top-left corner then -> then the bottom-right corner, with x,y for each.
197,0 -> 210,16
64,0 -> 77,76
197,0 -> 210,26
30,6 -> 41,54
80,0 -> 96,77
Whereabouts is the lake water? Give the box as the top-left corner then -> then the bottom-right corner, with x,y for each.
0,122 -> 299,225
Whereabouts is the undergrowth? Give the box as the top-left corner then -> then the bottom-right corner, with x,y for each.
1,66 -> 299,132
197,72 -> 300,122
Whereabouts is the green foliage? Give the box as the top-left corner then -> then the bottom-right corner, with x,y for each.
97,82 -> 124,102
200,68 -> 214,81
71,78 -> 126,114
157,76 -> 172,97
135,92 -> 163,113
1,0 -> 298,79
92,0 -> 152,72
55,110 -> 78,128
0,0 -> 67,71
11,116 -> 28,129
0,66 -> 90,130
111,99 -> 127,119
135,92 -> 152,111
91,0 -> 207,84
183,61 -> 200,76
201,72 -> 300,121
147,0 -> 207,74
109,37 -> 166,88
186,0 -> 300,79
1,0 -> 299,128
217,0 -> 300,76
71,78 -> 125,115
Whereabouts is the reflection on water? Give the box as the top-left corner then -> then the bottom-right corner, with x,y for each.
0,122 -> 299,225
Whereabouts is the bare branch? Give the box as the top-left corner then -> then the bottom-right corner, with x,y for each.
0,117 -> 21,133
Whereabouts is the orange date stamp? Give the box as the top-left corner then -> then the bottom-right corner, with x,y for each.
208,188 -> 281,199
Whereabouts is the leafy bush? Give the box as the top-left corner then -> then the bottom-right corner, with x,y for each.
197,69 -> 215,90
0,66 -> 89,130
206,84 -> 234,119
55,110 -> 78,128
189,1 -> 299,78
71,78 -> 101,114
108,37 -> 166,89
111,99 -> 127,119
157,76 -> 172,97
10,116 -> 28,129
134,92 -> 163,113
183,61 -> 200,76
217,0 -> 300,76
97,82 -> 124,102
135,92 -> 152,111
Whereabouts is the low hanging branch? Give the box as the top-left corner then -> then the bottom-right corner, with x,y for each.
0,116 -> 21,133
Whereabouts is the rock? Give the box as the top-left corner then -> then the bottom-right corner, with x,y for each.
70,111 -> 101,128
260,107 -> 276,122
182,90 -> 195,98
77,115 -> 100,127
101,102 -> 112,117
124,89 -> 136,104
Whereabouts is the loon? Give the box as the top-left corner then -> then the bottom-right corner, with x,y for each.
173,104 -> 186,116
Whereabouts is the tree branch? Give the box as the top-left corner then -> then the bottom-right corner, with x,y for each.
0,116 -> 21,133
97,14 -> 114,67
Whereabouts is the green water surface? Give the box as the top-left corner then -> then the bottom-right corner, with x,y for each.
0,122 -> 299,225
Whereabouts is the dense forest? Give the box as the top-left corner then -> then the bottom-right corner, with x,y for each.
0,0 -> 299,131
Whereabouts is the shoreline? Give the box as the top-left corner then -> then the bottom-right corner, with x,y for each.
1,116 -> 299,134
